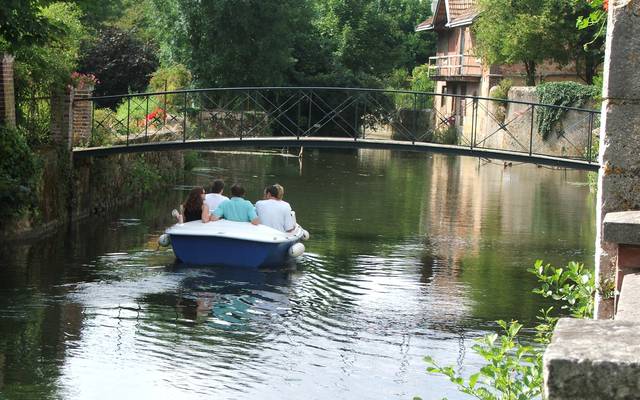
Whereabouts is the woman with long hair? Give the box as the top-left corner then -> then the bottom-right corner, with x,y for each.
179,186 -> 211,223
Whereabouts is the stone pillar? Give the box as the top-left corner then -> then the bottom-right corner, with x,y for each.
0,54 -> 16,128
72,85 -> 93,146
595,0 -> 640,319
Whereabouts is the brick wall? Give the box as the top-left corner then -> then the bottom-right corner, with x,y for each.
72,86 -> 93,146
0,54 -> 16,127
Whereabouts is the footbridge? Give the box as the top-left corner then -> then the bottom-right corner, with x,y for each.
70,87 -> 600,171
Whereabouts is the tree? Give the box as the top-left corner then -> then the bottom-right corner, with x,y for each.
73,0 -> 126,27
178,0 -> 304,87
316,0 -> 432,77
574,0 -> 606,84
78,27 -> 158,99
0,0 -> 56,53
10,2 -> 87,98
473,0 -> 569,86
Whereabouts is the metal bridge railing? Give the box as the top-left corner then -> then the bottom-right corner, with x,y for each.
73,87 -> 601,165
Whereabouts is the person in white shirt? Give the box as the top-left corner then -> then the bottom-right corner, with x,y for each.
255,184 -> 296,232
204,179 -> 229,213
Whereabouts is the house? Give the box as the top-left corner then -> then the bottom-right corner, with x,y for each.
416,0 -> 580,130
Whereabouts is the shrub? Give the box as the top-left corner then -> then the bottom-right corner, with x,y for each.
78,26 -> 158,105
433,125 -> 458,145
491,79 -> 512,101
0,126 -> 42,219
183,151 -> 201,171
148,64 -> 192,93
388,66 -> 435,110
491,79 -> 512,124
125,158 -> 161,194
418,260 -> 596,399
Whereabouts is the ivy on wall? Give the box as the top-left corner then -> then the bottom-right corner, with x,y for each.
535,82 -> 598,140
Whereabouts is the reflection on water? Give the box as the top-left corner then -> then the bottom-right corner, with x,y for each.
0,149 -> 594,399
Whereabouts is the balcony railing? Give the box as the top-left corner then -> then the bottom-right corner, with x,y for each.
428,54 -> 482,78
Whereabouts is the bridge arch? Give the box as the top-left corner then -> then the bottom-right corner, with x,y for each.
72,87 -> 600,171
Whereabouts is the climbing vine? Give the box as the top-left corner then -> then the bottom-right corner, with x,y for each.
535,82 -> 598,140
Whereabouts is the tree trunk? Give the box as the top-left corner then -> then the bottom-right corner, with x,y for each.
524,60 -> 536,86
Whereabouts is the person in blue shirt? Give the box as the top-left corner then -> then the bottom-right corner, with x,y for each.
211,183 -> 260,225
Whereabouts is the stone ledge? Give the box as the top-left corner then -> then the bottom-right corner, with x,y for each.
603,211 -> 640,245
616,273 -> 640,321
544,318 -> 640,400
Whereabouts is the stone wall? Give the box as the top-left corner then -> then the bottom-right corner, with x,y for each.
595,0 -> 640,318
0,148 -> 185,240
467,86 -> 596,158
71,151 -> 185,220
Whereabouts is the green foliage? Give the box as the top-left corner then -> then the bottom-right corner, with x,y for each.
598,273 -> 615,300
12,1 -> 87,98
320,0 -> 435,79
0,126 -> 42,219
165,0 -> 432,90
419,260 -> 596,399
576,0 -> 607,54
423,320 -> 543,400
73,0 -> 127,27
126,157 -> 161,194
183,151 -> 201,171
387,65 -> 435,109
491,79 -> 512,102
0,0 -> 57,53
433,125 -> 458,145
148,64 -> 192,92
474,0 -> 569,86
143,0 -> 191,66
535,82 -> 599,140
474,0 -> 603,85
529,259 -> 595,319
491,79 -> 512,123
410,65 -> 434,93
178,0 -> 301,87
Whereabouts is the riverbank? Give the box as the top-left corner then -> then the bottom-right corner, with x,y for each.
0,149 -> 185,240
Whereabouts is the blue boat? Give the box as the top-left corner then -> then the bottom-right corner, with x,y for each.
162,220 -> 308,268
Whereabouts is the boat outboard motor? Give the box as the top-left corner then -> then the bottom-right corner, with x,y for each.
288,242 -> 305,257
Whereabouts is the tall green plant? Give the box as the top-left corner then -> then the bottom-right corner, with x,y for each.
418,260 -> 596,399
423,320 -> 543,400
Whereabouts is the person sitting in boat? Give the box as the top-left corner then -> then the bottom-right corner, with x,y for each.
176,186 -> 211,223
204,179 -> 228,213
211,183 -> 260,225
255,184 -> 296,232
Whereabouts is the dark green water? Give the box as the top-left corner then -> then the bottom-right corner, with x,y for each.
0,149 -> 595,399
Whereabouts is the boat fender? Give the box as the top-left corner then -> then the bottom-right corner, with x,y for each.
289,243 -> 305,257
301,229 -> 310,241
158,233 -> 171,247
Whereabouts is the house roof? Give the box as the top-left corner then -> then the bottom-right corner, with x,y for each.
415,0 -> 479,31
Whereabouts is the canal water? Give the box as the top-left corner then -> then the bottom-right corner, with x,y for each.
0,149 -> 595,400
